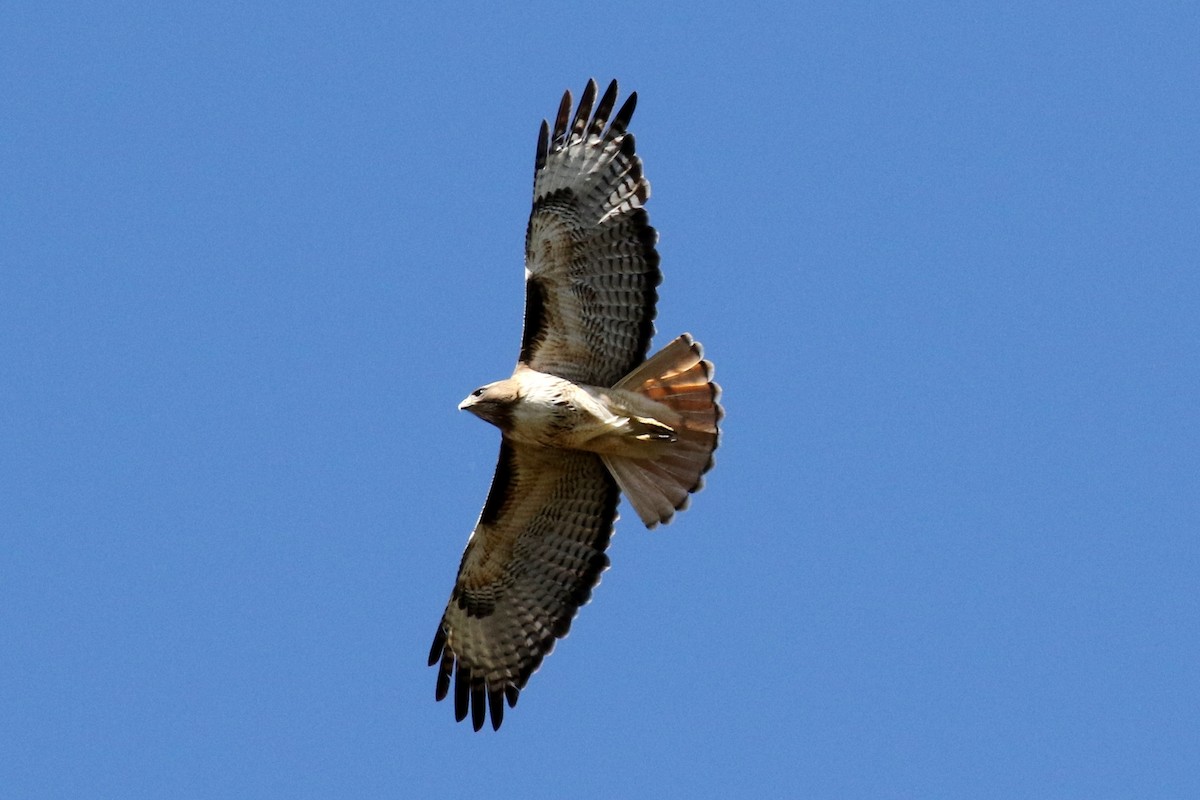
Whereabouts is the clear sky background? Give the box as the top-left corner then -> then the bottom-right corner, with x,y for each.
3,2 -> 1198,798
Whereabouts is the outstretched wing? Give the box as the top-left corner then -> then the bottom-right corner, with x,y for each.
427,442 -> 619,731
519,79 -> 661,387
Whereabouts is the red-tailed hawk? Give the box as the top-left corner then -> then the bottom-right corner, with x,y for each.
427,80 -> 722,731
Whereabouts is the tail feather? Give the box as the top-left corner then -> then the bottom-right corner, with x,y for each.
603,333 -> 721,528
605,458 -> 682,525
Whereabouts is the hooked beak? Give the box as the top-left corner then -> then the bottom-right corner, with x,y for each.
458,395 -> 474,411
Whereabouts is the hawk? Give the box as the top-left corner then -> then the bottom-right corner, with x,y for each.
427,79 -> 722,731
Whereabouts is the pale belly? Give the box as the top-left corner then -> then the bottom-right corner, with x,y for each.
506,377 -> 677,458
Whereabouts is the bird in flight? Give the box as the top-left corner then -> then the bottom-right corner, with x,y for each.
428,79 -> 722,731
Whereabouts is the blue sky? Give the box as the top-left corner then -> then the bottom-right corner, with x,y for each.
3,2 -> 1198,797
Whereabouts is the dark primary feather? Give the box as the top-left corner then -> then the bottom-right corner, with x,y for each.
588,81 -> 619,137
569,79 -> 597,140
487,687 -> 505,730
552,88 -> 572,146
610,90 -> 637,135
534,121 -> 550,173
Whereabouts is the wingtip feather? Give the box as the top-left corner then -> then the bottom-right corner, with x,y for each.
570,79 -> 598,140
553,89 -> 573,144
427,626 -> 446,667
453,664 -> 470,723
471,685 -> 486,731
534,120 -> 550,172
611,90 -> 637,135
590,80 -> 619,137
488,689 -> 505,731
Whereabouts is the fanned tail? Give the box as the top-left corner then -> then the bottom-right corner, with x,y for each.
603,334 -> 722,528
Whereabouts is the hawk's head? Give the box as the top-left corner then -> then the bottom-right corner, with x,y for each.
459,379 -> 519,429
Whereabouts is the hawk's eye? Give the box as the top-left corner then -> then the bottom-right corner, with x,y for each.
472,388 -> 485,397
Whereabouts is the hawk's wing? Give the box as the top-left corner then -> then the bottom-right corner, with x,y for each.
519,79 -> 661,387
427,442 -> 619,731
